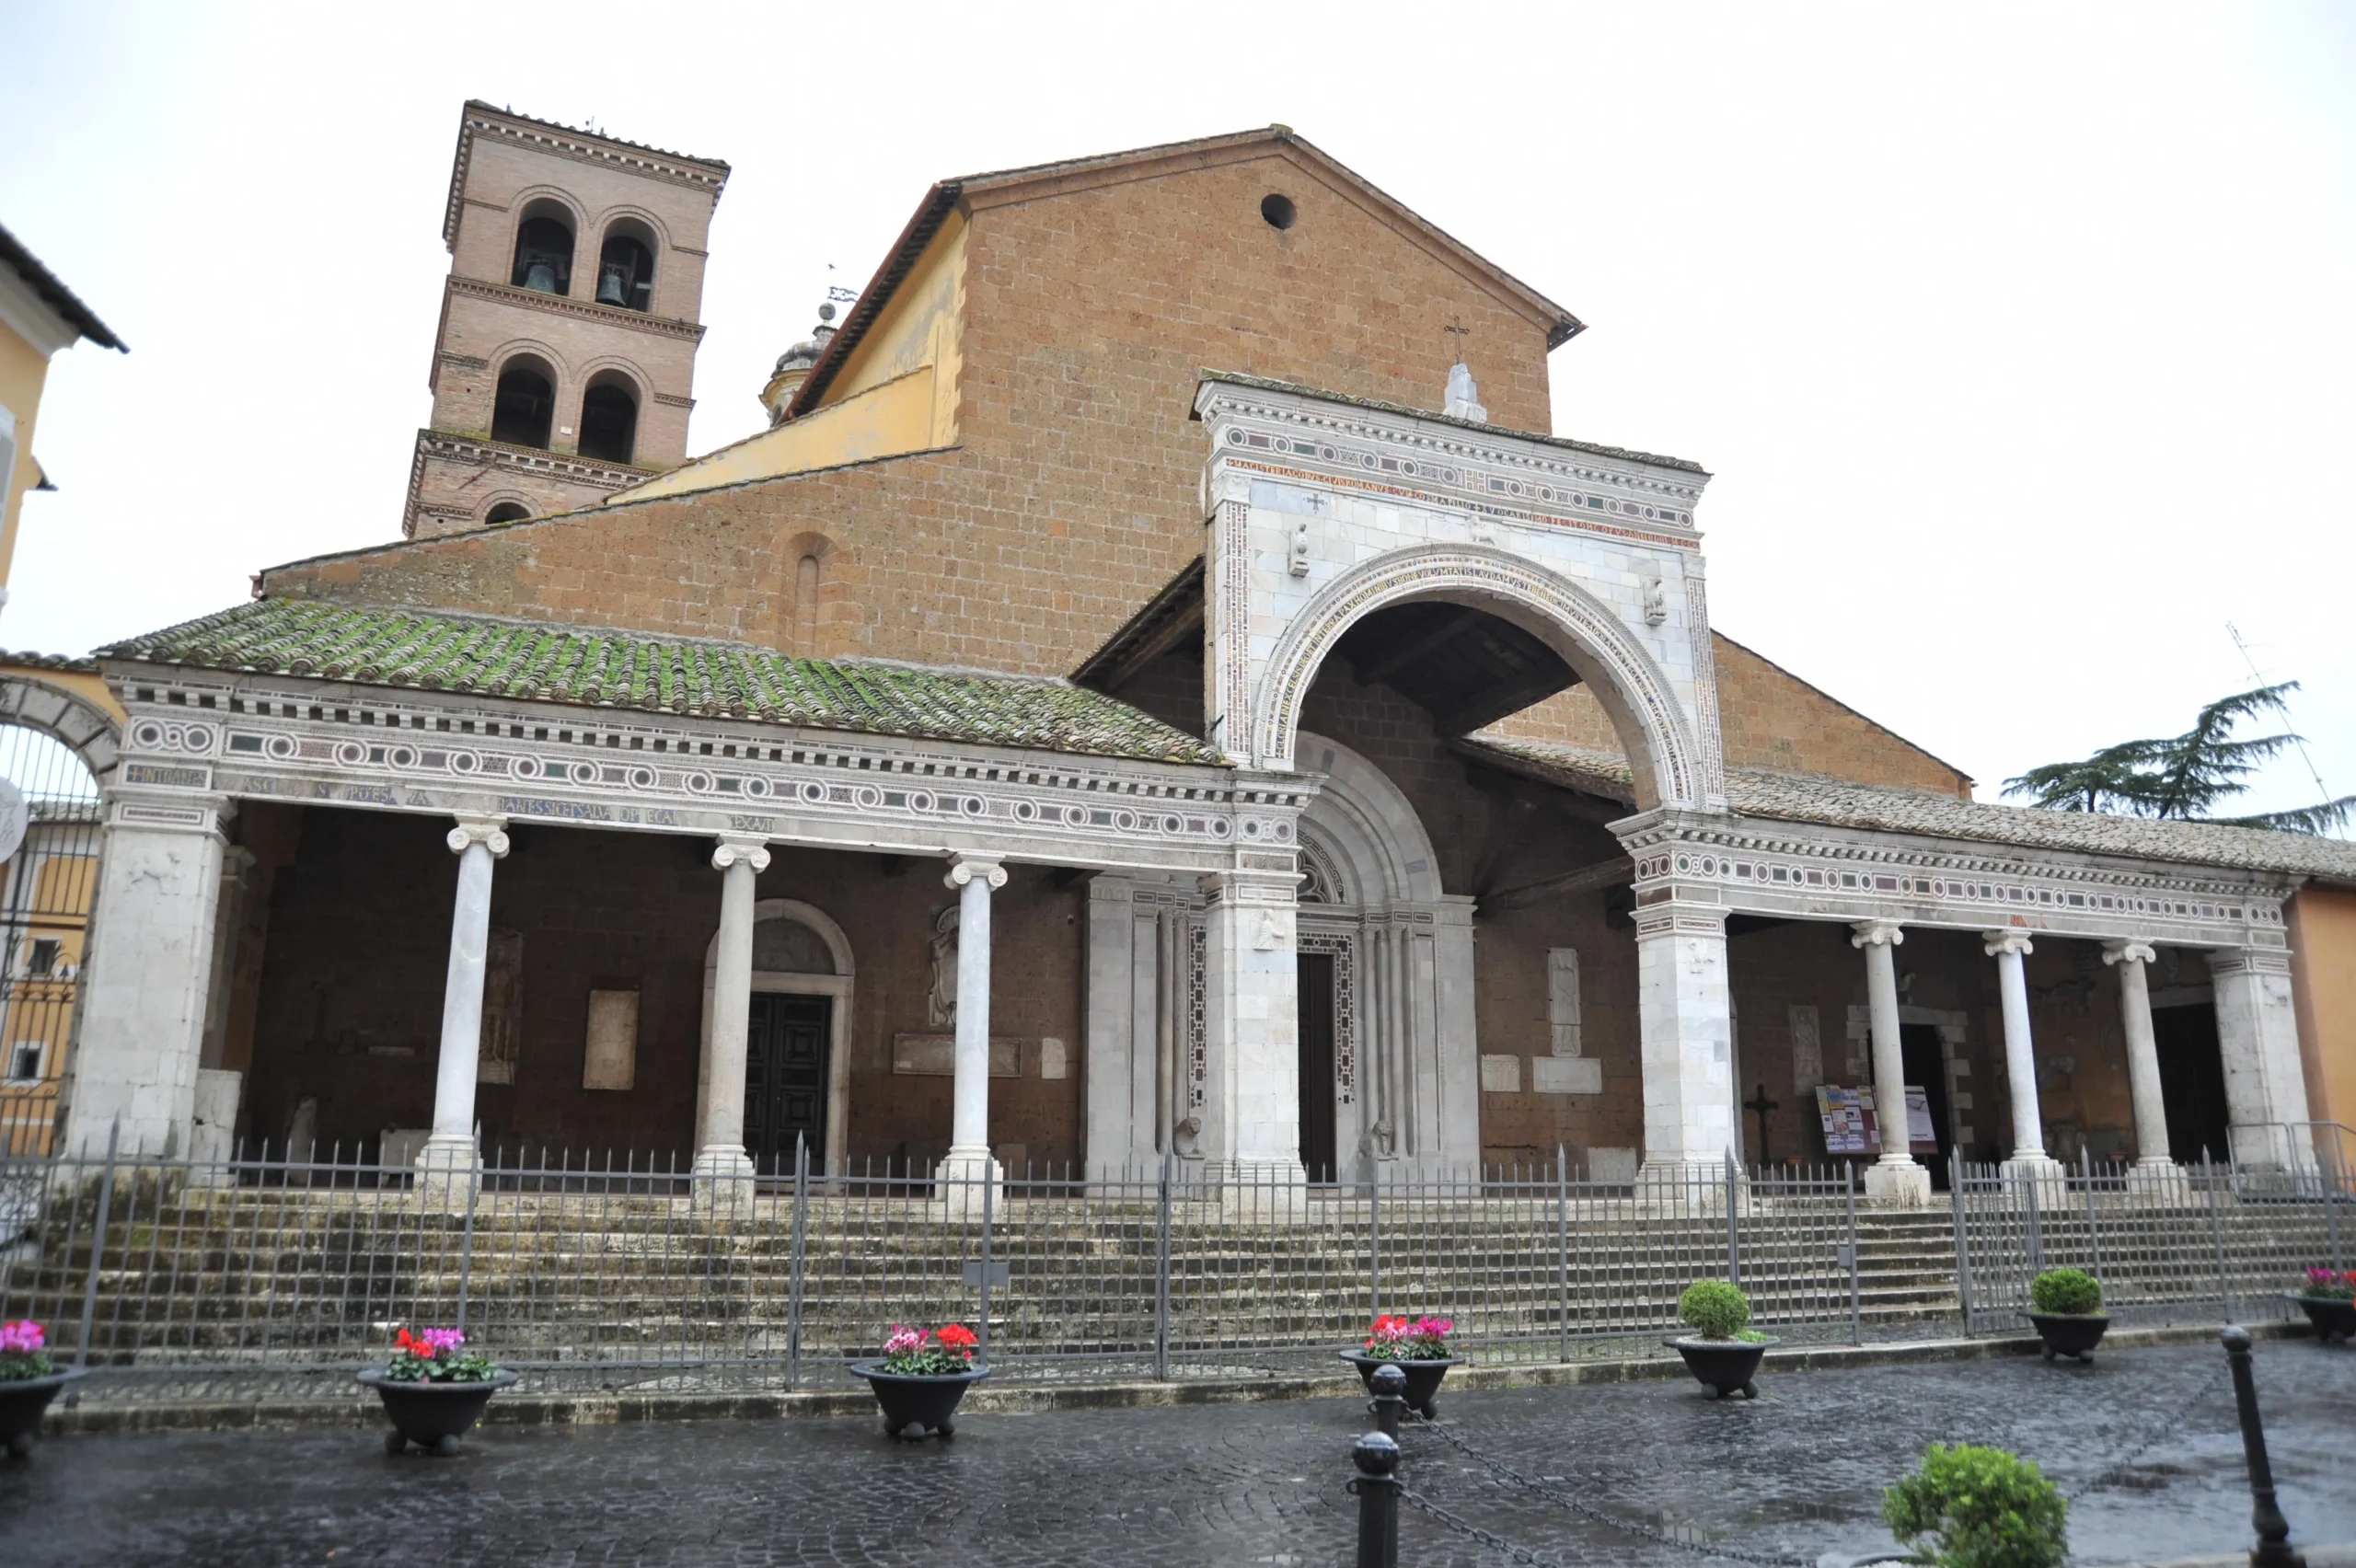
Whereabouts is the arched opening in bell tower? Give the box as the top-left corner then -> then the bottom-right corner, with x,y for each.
509,204 -> 575,295
578,373 -> 641,465
595,221 -> 657,312
490,356 -> 558,449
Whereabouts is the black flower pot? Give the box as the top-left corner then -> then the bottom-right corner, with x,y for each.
2289,1293 -> 2356,1343
849,1362 -> 989,1440
1341,1351 -> 1461,1418
357,1368 -> 518,1455
2024,1311 -> 2109,1363
1666,1336 -> 1773,1399
0,1369 -> 82,1458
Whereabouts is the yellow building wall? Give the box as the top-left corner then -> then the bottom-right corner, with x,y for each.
2289,884 -> 2356,1138
0,664 -> 126,727
0,320 -> 55,597
608,213 -> 968,505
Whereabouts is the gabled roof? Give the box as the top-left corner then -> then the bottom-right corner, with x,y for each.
1460,737 -> 2356,884
101,600 -> 1225,767
788,126 -> 1584,419
0,224 -> 124,352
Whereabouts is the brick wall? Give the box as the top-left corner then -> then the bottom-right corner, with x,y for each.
269,148 -> 1565,677
1488,633 -> 1972,795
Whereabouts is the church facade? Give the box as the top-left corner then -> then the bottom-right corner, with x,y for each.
50,114 -> 2354,1203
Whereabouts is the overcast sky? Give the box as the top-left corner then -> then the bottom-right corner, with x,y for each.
5,1 -> 2350,822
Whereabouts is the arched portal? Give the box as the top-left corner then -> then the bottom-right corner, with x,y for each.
1294,732 -> 1477,1182
699,898 -> 853,1176
0,673 -> 119,785
1256,545 -> 1716,813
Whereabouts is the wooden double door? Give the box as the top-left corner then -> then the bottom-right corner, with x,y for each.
744,992 -> 831,1175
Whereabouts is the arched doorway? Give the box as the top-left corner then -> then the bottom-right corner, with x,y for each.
1295,732 -> 1477,1182
699,899 -> 853,1176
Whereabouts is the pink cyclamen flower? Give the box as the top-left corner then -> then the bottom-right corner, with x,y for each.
419,1328 -> 466,1355
1415,1318 -> 1453,1339
883,1326 -> 925,1356
0,1320 -> 43,1355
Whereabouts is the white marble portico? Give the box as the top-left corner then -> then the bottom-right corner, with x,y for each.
64,659 -> 1318,1175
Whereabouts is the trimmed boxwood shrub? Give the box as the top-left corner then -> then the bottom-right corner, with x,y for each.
1678,1279 -> 1751,1340
1885,1443 -> 2067,1568
2029,1268 -> 2103,1316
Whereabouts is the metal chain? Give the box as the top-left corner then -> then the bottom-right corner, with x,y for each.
1401,1488 -> 1588,1568
2066,1349 -> 2233,1501
1404,1411 -> 1806,1568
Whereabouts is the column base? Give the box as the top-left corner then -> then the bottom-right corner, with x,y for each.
938,1148 -> 1002,1219
1635,1159 -> 1741,1214
2000,1153 -> 2069,1203
1207,1158 -> 1308,1221
2125,1157 -> 2182,1193
691,1144 -> 756,1181
1862,1158 -> 1933,1208
413,1134 -> 479,1208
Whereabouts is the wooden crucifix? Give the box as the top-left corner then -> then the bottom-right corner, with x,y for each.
1443,315 -> 1471,356
1744,1082 -> 1780,1167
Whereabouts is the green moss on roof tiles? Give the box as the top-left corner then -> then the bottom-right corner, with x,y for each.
102,601 -> 1228,767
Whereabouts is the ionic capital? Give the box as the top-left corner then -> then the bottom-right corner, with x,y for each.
1982,930 -> 2034,960
2102,940 -> 2156,968
945,852 -> 1008,891
711,835 -> 771,873
1850,918 -> 1904,950
446,815 -> 510,859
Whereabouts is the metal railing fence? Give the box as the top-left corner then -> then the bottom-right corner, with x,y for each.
1,1138 -> 1882,1401
1949,1147 -> 2351,1335
9,1134 -> 2345,1403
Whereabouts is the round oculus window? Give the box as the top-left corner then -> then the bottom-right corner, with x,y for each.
1261,192 -> 1297,231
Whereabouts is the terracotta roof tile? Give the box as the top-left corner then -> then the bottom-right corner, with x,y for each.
101,601 -> 1226,767
1460,737 -> 2356,883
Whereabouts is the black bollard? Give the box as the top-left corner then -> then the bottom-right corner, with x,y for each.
2221,1326 -> 2305,1568
1369,1362 -> 1408,1439
1348,1430 -> 1401,1568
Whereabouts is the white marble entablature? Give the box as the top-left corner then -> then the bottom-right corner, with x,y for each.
1614,807 -> 2296,951
1192,376 -> 1726,813
101,668 -> 1315,879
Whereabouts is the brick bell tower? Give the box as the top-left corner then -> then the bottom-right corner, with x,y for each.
403,102 -> 730,539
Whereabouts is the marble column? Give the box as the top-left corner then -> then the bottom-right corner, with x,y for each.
941,853 -> 1008,1203
2102,940 -> 2173,1170
1853,920 -> 1929,1205
1634,902 -> 1736,1173
2210,948 -> 2311,1170
1199,867 -> 1304,1212
1986,931 -> 2061,1180
63,791 -> 231,1158
419,814 -> 510,1177
693,834 -> 771,1180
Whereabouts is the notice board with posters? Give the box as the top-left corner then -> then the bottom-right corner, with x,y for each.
1815,1085 -> 1936,1155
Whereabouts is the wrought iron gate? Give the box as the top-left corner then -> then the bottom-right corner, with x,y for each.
0,723 -> 102,1156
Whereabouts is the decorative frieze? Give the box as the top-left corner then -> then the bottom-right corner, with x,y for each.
110,675 -> 1313,879
1618,808 -> 2293,950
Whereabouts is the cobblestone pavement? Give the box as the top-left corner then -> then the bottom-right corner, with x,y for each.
3,1342 -> 2352,1567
